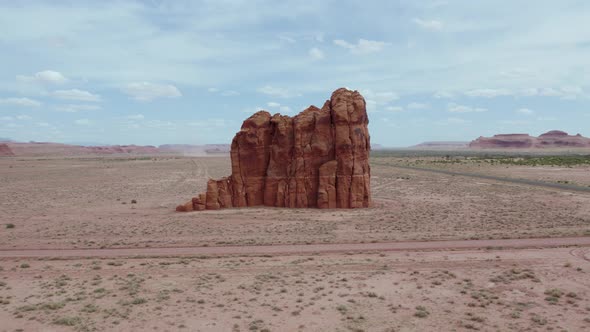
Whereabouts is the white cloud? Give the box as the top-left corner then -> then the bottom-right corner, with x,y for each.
465,88 -> 511,98
333,39 -> 387,54
361,90 -> 399,104
188,118 -> 228,128
433,91 -> 454,99
436,117 -> 471,125
279,106 -> 292,113
220,90 -> 239,96
241,106 -> 264,114
279,35 -> 296,44
16,115 -> 32,120
413,18 -> 443,30
365,99 -> 378,113
516,108 -> 534,115
51,89 -> 101,102
55,104 -> 101,112
74,119 -> 91,125
123,82 -> 182,102
37,122 -> 51,127
16,70 -> 68,84
407,102 -> 429,110
308,47 -> 324,60
257,86 -> 300,98
0,116 -> 14,121
385,106 -> 404,112
0,97 -> 41,107
126,114 -> 144,120
208,88 -> 239,96
448,103 -> 487,113
520,87 -> 586,99
267,102 -> 281,108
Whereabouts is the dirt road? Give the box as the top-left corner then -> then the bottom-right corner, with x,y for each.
1,236 -> 589,259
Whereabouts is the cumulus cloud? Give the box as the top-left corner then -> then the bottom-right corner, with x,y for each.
413,18 -> 443,30
257,86 -> 300,98
220,90 -> 239,96
267,102 -> 281,107
385,106 -> 404,112
308,47 -> 324,60
433,91 -> 454,99
17,70 -> 68,84
333,39 -> 387,54
407,102 -> 429,110
516,108 -> 534,115
74,119 -> 91,125
465,88 -> 511,98
16,115 -> 32,120
55,104 -> 101,112
437,117 -> 471,125
448,103 -> 487,113
361,90 -> 399,104
521,86 -> 586,99
126,114 -> 144,120
51,89 -> 101,102
0,97 -> 41,107
123,82 -> 182,102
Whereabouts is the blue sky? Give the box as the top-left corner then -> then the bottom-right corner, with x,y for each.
0,0 -> 589,147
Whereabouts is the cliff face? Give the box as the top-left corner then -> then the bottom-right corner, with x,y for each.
177,88 -> 371,211
469,131 -> 590,149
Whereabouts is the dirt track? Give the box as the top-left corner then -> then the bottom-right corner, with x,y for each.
2,236 -> 589,259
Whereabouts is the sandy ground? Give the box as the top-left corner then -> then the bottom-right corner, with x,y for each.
1,155 -> 590,331
1,247 -> 589,331
1,156 -> 590,250
381,155 -> 590,187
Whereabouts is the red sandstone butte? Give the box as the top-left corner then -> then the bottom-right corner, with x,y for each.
176,88 -> 371,211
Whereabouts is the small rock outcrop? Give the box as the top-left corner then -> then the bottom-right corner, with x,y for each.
0,143 -> 14,157
177,88 -> 371,211
469,131 -> 590,149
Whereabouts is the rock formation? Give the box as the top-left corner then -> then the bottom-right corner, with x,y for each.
0,143 -> 14,157
177,88 -> 371,211
469,130 -> 590,149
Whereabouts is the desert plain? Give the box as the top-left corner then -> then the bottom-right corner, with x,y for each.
1,152 -> 590,331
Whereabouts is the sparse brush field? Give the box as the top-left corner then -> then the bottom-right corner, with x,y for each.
1,153 -> 590,331
1,248 -> 589,331
1,155 -> 589,249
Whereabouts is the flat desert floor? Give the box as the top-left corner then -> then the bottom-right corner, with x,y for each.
1,155 -> 590,331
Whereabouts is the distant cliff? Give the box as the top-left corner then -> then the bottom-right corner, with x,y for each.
470,130 -> 590,149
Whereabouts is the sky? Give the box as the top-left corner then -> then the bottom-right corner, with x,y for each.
0,0 -> 589,147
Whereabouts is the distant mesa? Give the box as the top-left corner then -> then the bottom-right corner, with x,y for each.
0,143 -> 15,157
177,88 -> 371,212
0,141 -> 232,157
469,130 -> 590,149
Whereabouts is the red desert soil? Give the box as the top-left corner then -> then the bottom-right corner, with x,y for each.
1,156 -> 590,249
1,236 -> 589,259
1,155 -> 590,331
1,246 -> 590,331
